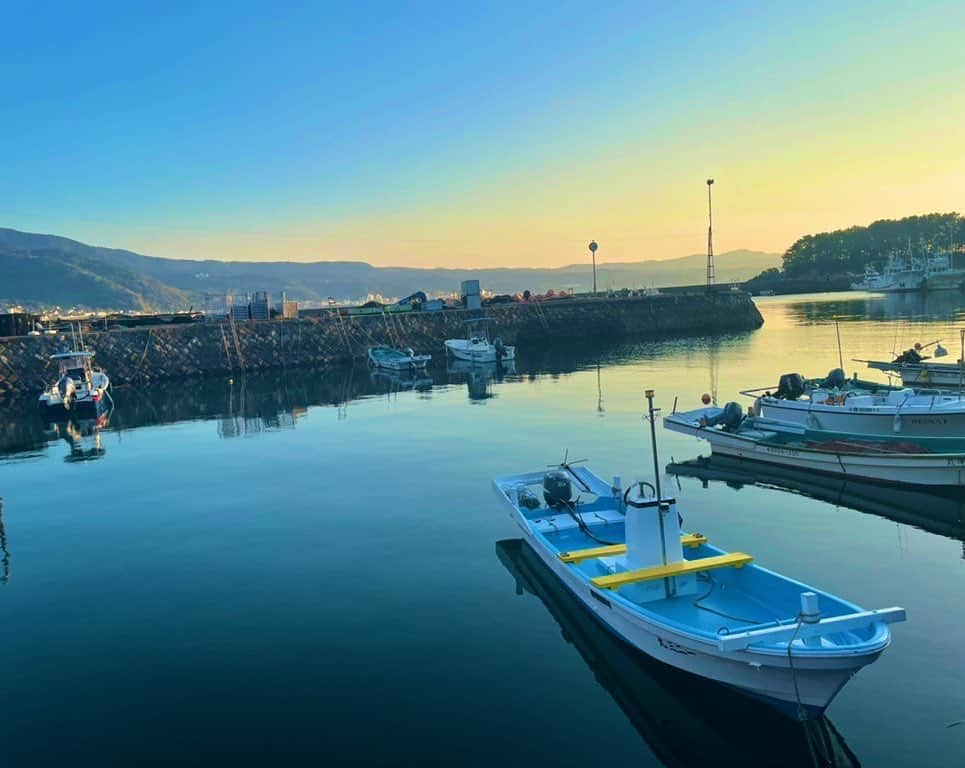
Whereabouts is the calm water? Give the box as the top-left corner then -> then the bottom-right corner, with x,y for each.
1,292 -> 964,767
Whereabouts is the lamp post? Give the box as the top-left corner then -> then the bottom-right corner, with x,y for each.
706,179 -> 715,287
589,240 -> 598,295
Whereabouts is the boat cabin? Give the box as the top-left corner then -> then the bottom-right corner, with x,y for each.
51,351 -> 95,383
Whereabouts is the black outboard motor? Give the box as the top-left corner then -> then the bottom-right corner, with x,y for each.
494,337 -> 506,360
705,401 -> 745,432
775,373 -> 806,400
823,367 -> 846,389
543,470 -> 572,508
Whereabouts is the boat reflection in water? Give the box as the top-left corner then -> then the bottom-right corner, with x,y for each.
53,413 -> 110,463
667,454 -> 965,545
369,368 -> 434,398
447,358 -> 516,402
0,498 -> 9,584
496,538 -> 861,768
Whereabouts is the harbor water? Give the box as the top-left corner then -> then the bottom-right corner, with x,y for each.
1,291 -> 963,766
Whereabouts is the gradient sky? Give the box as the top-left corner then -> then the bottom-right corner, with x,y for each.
2,1 -> 963,267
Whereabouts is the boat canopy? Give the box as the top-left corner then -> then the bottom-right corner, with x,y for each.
50,351 -> 95,359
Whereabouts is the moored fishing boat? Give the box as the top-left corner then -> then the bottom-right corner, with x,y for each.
858,335 -> 965,390
665,403 -> 965,486
496,538 -> 861,767
367,345 -> 432,371
745,369 -> 965,437
492,392 -> 905,716
444,318 -> 515,363
38,350 -> 111,419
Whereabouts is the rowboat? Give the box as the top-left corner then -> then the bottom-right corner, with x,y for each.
367,345 -> 431,371
492,394 -> 905,716
492,460 -> 904,716
496,538 -> 861,767
665,405 -> 965,486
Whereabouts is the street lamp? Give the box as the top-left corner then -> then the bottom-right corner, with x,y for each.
589,240 -> 598,294
706,179 -> 715,286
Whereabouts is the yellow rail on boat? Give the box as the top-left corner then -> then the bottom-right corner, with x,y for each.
558,534 -> 708,564
590,552 -> 753,590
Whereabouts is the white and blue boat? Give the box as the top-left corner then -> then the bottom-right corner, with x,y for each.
665,403 -> 965,486
367,345 -> 431,371
492,394 -> 905,717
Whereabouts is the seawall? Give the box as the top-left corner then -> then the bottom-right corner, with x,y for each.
0,292 -> 763,398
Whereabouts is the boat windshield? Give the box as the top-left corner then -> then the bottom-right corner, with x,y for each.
66,367 -> 88,380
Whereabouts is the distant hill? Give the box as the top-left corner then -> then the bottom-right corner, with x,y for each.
0,227 -> 779,310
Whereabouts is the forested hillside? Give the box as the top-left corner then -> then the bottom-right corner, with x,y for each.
781,213 -> 965,276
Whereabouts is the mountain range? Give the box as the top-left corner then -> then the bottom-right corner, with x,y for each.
0,227 -> 780,311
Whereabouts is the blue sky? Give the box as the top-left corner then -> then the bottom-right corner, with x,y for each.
2,1 -> 963,266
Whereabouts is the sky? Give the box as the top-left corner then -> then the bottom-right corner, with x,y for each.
1,1 -> 963,267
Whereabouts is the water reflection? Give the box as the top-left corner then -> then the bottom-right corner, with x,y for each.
0,341 -> 640,459
668,455 -> 965,547
780,290 -> 965,324
446,358 -> 517,401
0,498 -> 9,584
496,539 -> 861,768
59,415 -> 109,462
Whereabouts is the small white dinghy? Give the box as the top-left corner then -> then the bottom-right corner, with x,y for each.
492,391 -> 905,717
444,318 -> 514,363
367,346 -> 431,371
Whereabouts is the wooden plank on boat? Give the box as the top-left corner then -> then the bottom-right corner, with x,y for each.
716,607 -> 907,652
590,552 -> 752,590
558,534 -> 708,564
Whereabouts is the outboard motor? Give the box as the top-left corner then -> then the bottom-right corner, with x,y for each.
823,367 -> 846,389
494,337 -> 506,360
57,375 -> 76,408
543,470 -> 572,508
775,373 -> 806,400
705,401 -> 745,432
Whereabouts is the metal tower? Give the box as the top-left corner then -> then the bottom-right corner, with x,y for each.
706,178 -> 715,286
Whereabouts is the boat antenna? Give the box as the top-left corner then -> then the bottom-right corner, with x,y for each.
645,389 -> 663,500
835,320 -> 844,372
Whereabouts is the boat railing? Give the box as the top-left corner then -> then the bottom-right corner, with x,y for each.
717,607 -> 906,652
739,386 -> 780,398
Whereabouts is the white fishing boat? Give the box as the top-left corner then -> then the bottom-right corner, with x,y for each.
496,538 -> 861,766
39,350 -> 111,418
745,371 -> 965,437
492,392 -> 905,716
665,403 -> 965,486
444,318 -> 515,363
367,345 -> 431,371
858,335 -> 965,389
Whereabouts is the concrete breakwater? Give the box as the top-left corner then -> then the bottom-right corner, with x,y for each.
0,292 -> 762,397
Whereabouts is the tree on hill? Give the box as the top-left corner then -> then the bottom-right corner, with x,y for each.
781,213 -> 965,276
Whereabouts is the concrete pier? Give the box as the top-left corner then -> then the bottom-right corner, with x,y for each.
0,292 -> 762,397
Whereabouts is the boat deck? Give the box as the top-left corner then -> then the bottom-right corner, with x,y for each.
529,504 -> 874,650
